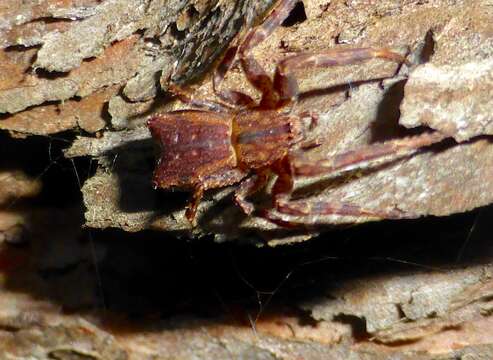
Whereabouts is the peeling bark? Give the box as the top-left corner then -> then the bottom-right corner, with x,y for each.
1,1 -> 493,358
59,0 -> 493,243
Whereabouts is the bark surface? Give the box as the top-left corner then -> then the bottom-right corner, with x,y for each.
1,0 -> 493,359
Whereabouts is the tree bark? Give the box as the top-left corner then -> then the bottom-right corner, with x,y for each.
1,0 -> 493,359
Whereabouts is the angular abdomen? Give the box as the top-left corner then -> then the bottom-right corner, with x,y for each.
148,110 -> 237,189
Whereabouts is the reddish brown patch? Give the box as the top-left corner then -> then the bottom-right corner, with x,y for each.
148,110 -> 236,189
234,110 -> 302,169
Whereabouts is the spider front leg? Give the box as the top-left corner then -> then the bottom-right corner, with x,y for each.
213,46 -> 257,107
213,38 -> 277,108
235,0 -> 301,109
237,0 -> 407,109
262,132 -> 447,227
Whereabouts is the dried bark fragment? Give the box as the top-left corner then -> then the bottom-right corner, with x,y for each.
1,249 -> 492,359
0,1 -> 100,47
33,0 -> 154,73
1,0 -> 492,239
0,86 -> 119,135
0,47 -> 38,93
2,21 -> 72,49
397,4 -> 493,140
303,266 -> 491,337
369,2 -> 493,141
65,127 -> 151,158
107,95 -> 157,130
400,59 -> 493,142
0,0 -> 274,138
56,0 -> 493,241
0,35 -> 141,115
0,0 -> 100,25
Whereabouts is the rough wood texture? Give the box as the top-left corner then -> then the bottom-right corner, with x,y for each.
0,0 -> 274,120
1,1 -> 493,357
57,0 -> 493,244
1,167 -> 493,358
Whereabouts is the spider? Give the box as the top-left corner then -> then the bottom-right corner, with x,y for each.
147,0 -> 445,226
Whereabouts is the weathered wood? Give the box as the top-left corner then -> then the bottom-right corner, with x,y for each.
60,0 -> 493,243
1,1 -> 493,358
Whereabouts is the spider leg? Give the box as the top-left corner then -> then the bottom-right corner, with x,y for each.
212,46 -> 256,107
273,47 -> 407,103
233,170 -> 270,215
185,169 -> 247,225
260,156 -> 380,226
274,199 -> 409,219
237,0 -> 301,109
239,0 -> 300,53
261,132 -> 446,226
260,202 -> 405,229
259,210 -> 309,228
237,0 -> 406,109
185,186 -> 204,225
293,132 -> 446,177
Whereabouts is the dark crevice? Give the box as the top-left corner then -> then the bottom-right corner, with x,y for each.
372,79 -> 408,141
372,336 -> 421,347
419,29 -> 435,64
0,324 -> 22,333
34,67 -> 70,79
294,308 -> 319,327
22,16 -> 74,25
282,1 -> 307,27
0,131 -> 93,207
93,208 -> 492,317
333,314 -> 370,341
48,349 -> 98,360
187,5 -> 200,22
395,303 -> 407,320
169,22 -> 187,41
2,126 -> 493,332
38,262 -> 80,279
144,36 -> 162,47
4,44 -> 42,53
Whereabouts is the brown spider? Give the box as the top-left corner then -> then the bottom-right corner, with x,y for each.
147,0 -> 445,226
